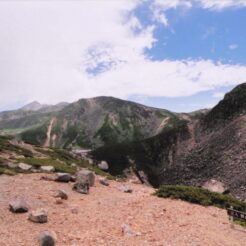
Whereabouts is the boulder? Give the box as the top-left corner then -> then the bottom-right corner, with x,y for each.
9,200 -> 29,213
38,230 -> 56,246
73,182 -> 89,194
76,169 -> 95,187
29,209 -> 48,223
98,161 -> 109,171
202,179 -> 227,193
18,163 -> 32,171
40,166 -> 55,173
54,173 -> 71,182
99,178 -> 109,186
53,190 -> 68,200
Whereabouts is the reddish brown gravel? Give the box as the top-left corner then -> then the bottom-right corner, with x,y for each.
0,173 -> 246,246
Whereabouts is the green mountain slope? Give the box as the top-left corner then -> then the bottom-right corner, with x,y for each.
20,96 -> 177,148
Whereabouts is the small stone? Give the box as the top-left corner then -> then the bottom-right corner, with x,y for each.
38,230 -> 56,246
29,209 -> 48,223
98,161 -> 109,171
99,178 -> 109,186
121,224 -> 134,236
70,207 -> 79,214
53,190 -> 68,200
55,198 -> 63,204
40,166 -> 55,173
9,199 -> 29,213
118,185 -> 133,193
71,163 -> 77,168
18,163 -> 32,171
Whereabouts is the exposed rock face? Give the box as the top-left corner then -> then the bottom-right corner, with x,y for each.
9,200 -> 29,213
54,173 -> 71,182
76,169 -> 95,187
92,83 -> 246,199
18,163 -> 32,171
98,161 -> 109,170
40,166 -> 55,173
53,190 -> 68,200
29,209 -> 48,223
202,179 -> 227,193
38,230 -> 56,246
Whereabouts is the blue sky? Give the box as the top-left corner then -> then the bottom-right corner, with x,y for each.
0,0 -> 246,112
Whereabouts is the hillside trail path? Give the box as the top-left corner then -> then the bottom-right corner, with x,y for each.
0,173 -> 246,246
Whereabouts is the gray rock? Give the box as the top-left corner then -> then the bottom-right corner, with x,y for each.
53,190 -> 68,200
76,169 -> 95,187
121,224 -> 134,236
118,185 -> 133,193
73,182 -> 89,194
71,163 -> 77,168
99,178 -> 109,186
98,161 -> 109,171
54,173 -> 71,182
40,166 -> 55,173
18,163 -> 32,171
29,209 -> 48,223
9,200 -> 29,213
38,230 -> 56,246
202,179 -> 226,193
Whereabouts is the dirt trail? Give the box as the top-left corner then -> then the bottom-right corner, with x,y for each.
0,173 -> 246,246
44,118 -> 55,147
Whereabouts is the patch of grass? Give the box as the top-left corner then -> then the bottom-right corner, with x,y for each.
155,185 -> 246,211
0,167 -> 16,176
0,136 -> 33,157
18,157 -> 76,174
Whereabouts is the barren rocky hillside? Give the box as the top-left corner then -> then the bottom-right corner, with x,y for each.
92,83 -> 246,199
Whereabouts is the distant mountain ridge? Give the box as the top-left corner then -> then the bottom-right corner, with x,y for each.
19,96 -> 179,148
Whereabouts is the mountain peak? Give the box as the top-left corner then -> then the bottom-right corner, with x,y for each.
21,101 -> 47,111
203,82 -> 246,128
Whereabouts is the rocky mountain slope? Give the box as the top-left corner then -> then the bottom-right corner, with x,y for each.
92,83 -> 246,199
19,97 -> 177,148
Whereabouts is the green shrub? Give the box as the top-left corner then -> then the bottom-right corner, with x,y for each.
0,167 -> 16,176
155,185 -> 246,212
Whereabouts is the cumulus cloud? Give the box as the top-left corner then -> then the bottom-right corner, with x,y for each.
0,0 -> 246,110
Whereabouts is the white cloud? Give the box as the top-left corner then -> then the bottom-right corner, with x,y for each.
0,0 -> 246,111
229,44 -> 239,50
198,0 -> 246,10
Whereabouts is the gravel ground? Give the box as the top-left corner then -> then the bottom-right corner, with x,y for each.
0,173 -> 246,246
